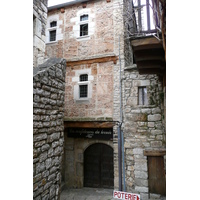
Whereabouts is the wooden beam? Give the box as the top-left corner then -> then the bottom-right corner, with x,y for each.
137,61 -> 165,69
144,150 -> 166,156
64,121 -> 115,129
66,56 -> 118,67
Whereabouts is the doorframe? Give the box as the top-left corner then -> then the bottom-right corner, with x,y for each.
83,142 -> 114,188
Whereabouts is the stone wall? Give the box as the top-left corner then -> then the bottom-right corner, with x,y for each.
33,58 -> 66,200
123,67 -> 166,199
45,0 -> 121,61
64,61 -> 114,120
33,0 -> 48,67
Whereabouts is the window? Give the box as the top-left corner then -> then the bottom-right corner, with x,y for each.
50,21 -> 57,27
80,14 -> 88,21
49,21 -> 57,42
50,30 -> 56,42
138,86 -> 147,105
133,0 -> 156,32
80,14 -> 89,36
73,69 -> 92,102
79,74 -> 88,98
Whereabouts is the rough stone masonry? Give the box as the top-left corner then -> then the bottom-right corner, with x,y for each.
33,58 -> 66,200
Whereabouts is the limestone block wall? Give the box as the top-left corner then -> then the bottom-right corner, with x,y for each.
33,0 -> 48,67
33,58 -> 66,200
123,68 -> 166,199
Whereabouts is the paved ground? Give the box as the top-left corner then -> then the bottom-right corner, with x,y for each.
60,187 -> 115,200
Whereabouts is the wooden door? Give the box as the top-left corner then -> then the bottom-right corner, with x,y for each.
148,156 -> 166,195
84,143 -> 114,188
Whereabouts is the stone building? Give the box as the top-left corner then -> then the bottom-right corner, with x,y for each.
45,0 -> 166,199
46,0 -> 125,191
33,0 -> 48,67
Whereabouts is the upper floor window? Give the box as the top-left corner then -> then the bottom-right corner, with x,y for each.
80,14 -> 88,21
50,30 -> 56,42
79,74 -> 88,98
50,21 -> 57,27
133,0 -> 157,33
49,21 -> 57,42
80,14 -> 89,36
138,86 -> 147,105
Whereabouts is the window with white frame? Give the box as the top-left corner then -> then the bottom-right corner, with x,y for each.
79,74 -> 88,98
72,69 -> 93,102
138,86 -> 147,105
49,21 -> 57,42
80,14 -> 89,36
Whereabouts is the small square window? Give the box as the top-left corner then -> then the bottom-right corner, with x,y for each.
80,74 -> 88,81
80,24 -> 88,36
80,14 -> 88,21
50,30 -> 56,41
138,86 -> 147,105
79,85 -> 88,98
50,21 -> 57,27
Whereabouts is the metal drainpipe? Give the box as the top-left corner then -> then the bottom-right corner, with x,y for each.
118,35 -> 126,192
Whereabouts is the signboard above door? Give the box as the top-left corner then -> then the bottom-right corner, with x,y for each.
67,128 -> 113,140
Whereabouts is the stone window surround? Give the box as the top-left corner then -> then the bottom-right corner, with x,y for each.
136,80 -> 150,106
46,15 -> 63,44
47,20 -> 57,43
72,8 -> 95,41
72,69 -> 93,103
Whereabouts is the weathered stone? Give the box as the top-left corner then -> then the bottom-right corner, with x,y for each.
151,129 -> 163,135
148,114 -> 161,121
36,162 -> 45,174
133,148 -> 143,155
48,132 -> 60,143
45,158 -> 52,169
41,144 -> 50,152
134,170 -> 148,179
34,133 -> 47,142
135,186 -> 148,193
39,152 -> 48,162
49,185 -> 56,199
148,122 -> 154,127
151,141 -> 162,147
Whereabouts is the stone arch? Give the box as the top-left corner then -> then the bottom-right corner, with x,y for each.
83,140 -> 113,153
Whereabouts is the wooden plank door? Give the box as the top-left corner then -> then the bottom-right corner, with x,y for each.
148,156 -> 166,195
84,143 -> 114,188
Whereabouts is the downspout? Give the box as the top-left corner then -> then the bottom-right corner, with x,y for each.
118,35 -> 126,191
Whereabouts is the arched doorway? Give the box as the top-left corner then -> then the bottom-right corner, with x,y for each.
84,143 -> 114,188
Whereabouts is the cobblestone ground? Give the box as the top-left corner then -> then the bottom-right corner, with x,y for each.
60,188 -> 115,200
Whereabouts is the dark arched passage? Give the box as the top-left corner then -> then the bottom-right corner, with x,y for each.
84,143 -> 114,188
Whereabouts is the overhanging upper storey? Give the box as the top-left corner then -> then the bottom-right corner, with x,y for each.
129,0 -> 166,77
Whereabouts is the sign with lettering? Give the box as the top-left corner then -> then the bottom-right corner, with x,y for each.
67,128 -> 113,140
113,191 -> 140,200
